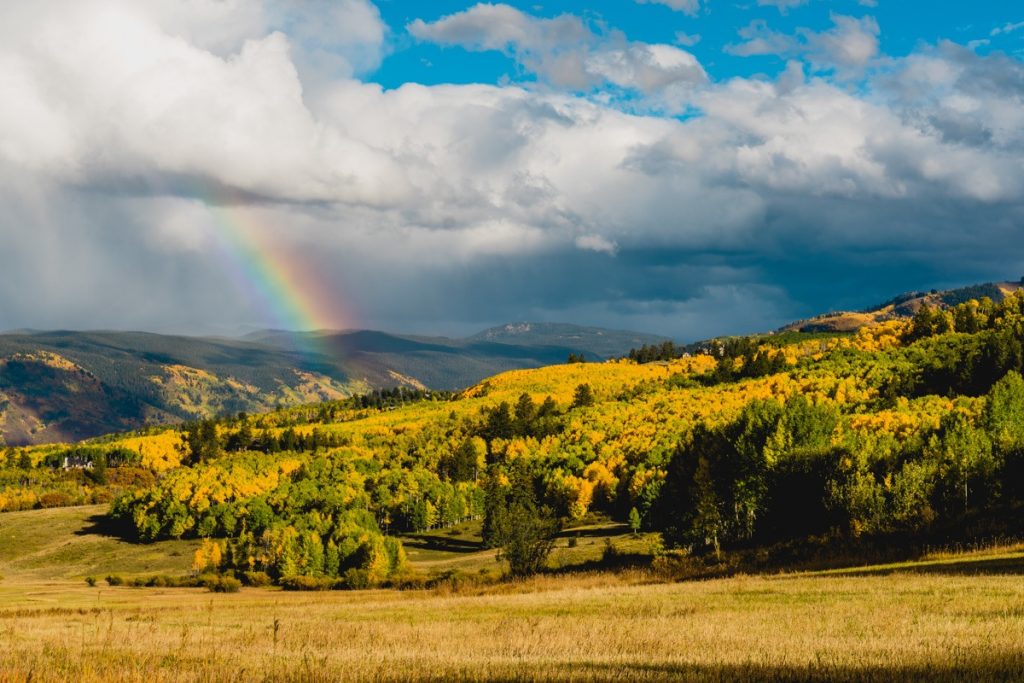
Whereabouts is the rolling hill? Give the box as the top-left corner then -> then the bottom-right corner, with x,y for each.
780,279 -> 1024,333
0,324 -> 669,446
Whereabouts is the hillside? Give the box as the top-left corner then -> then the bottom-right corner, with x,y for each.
2,289 -> 1023,593
781,279 -> 1024,333
0,324 -> 657,446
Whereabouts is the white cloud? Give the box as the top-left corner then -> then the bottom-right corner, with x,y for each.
804,14 -> 880,70
635,0 -> 701,17
575,234 -> 618,255
675,32 -> 701,47
409,3 -> 706,93
727,14 -> 880,73
991,20 -> 1024,37
726,20 -> 797,57
1,2 -> 1024,337
758,0 -> 810,14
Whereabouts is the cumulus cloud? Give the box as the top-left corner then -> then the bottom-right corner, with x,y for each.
805,14 -> 880,70
1,1 -> 1024,340
727,13 -> 879,74
408,4 -> 706,93
726,20 -> 797,57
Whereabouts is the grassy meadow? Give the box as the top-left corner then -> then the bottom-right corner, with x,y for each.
3,506 -> 1024,682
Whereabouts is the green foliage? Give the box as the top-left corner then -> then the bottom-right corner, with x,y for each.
984,371 -> 1024,451
485,461 -> 560,577
183,420 -> 221,465
12,290 -> 1024,585
571,384 -> 595,409
242,570 -> 272,587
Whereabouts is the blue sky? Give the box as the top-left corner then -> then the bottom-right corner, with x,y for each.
373,1 -> 1021,88
1,1 -> 1023,340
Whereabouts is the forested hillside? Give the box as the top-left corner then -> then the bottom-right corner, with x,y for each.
3,293 -> 1024,587
0,324 -> 661,446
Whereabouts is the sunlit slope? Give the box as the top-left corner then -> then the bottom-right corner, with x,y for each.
0,505 -> 198,581
782,279 -> 1024,333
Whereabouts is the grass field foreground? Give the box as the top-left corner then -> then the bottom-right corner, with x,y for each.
3,566 -> 1024,681
4,507 -> 1024,682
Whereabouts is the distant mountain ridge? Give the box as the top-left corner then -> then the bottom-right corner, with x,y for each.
0,323 -> 668,446
468,322 -> 668,359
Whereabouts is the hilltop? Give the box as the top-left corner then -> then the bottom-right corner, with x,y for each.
780,278 -> 1024,333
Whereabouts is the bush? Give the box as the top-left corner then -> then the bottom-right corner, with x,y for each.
108,574 -> 200,588
203,575 -> 242,593
388,572 -> 429,590
340,569 -> 370,590
280,575 -> 337,591
242,570 -> 273,587
38,491 -> 74,509
85,576 -> 97,587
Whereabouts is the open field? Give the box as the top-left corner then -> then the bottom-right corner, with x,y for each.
3,568 -> 1024,681
3,507 -> 1024,681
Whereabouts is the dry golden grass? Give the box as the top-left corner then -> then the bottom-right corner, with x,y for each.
4,507 -> 1024,681
2,566 -> 1024,682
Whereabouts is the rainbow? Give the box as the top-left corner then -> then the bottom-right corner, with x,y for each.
196,192 -> 353,356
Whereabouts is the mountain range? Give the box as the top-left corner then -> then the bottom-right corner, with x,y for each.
0,323 -> 668,446
3,278 -> 1021,447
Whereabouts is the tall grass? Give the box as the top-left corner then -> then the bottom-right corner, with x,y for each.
2,568 -> 1024,682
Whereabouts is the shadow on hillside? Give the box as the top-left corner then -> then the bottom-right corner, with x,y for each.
836,554 -> 1024,578
400,534 -> 484,554
75,513 -> 137,541
517,655 -> 1024,683
557,524 -> 630,541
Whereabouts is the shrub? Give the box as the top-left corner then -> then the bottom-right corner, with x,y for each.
280,575 -> 336,591
388,572 -> 429,591
85,576 -> 97,587
203,575 -> 242,593
105,575 -> 124,586
242,570 -> 273,587
340,569 -> 371,590
38,491 -> 74,509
